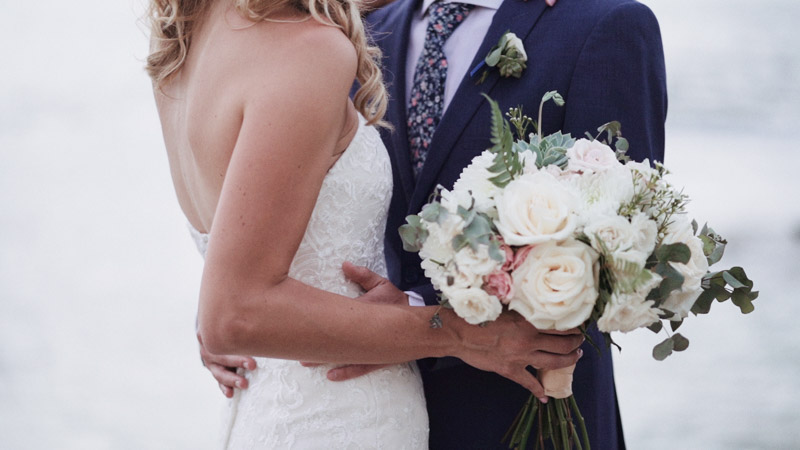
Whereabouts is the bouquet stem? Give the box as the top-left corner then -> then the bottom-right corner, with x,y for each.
502,364 -> 589,449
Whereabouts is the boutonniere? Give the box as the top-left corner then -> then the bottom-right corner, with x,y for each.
470,31 -> 528,84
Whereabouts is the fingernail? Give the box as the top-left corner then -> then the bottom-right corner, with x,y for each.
328,371 -> 340,381
219,384 -> 227,394
577,349 -> 584,358
235,380 -> 243,389
539,396 -> 549,404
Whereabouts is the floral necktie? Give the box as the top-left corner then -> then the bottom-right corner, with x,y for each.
407,1 -> 475,179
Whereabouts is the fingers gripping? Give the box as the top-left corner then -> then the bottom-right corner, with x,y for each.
342,262 -> 383,291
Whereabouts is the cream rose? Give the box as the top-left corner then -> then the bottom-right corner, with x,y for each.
660,217 -> 709,320
584,214 -> 637,253
566,139 -> 621,174
495,171 -> 578,246
509,239 -> 599,330
442,286 -> 503,325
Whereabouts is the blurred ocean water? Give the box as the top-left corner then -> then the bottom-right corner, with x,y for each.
0,0 -> 797,448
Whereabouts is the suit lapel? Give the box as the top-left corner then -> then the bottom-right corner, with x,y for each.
380,0 -> 419,204
409,0 -> 548,212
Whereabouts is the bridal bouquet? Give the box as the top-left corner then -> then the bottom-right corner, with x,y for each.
399,92 -> 757,449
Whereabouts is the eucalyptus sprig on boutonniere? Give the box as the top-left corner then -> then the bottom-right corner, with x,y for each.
470,31 -> 528,84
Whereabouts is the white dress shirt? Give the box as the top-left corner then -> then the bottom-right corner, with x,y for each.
404,0 -> 501,307
405,0 -> 503,113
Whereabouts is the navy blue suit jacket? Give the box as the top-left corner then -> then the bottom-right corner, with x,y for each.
365,0 -> 667,448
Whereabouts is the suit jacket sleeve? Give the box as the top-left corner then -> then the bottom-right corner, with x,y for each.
562,1 -> 668,164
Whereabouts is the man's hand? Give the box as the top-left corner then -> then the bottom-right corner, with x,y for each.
303,262 -> 406,381
198,333 -> 256,398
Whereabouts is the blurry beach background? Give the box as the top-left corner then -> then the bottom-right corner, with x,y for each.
1,0 -> 798,448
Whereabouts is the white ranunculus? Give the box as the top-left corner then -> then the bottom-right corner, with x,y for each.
584,213 -> 650,280
439,187 -> 474,214
659,216 -> 709,320
418,213 -> 464,264
598,272 -> 662,333
495,171 -> 578,246
597,296 -> 660,333
568,165 -> 635,221
510,239 -> 599,330
452,151 -> 502,214
503,33 -> 527,61
442,286 -> 503,325
566,139 -> 621,174
453,244 -> 502,279
520,150 -> 540,175
630,212 -> 658,255
421,258 -> 450,292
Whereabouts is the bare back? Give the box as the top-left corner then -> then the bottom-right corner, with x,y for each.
154,2 -> 359,234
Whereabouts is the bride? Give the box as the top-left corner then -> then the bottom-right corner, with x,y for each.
146,0 -> 583,447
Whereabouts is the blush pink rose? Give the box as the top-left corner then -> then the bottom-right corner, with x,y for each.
484,270 -> 515,303
511,245 -> 536,271
500,242 -> 515,271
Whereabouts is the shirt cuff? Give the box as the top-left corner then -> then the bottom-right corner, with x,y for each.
405,290 -> 426,307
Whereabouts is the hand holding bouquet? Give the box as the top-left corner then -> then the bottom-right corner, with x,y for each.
400,92 -> 758,449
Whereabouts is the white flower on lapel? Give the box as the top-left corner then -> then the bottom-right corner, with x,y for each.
472,31 -> 528,83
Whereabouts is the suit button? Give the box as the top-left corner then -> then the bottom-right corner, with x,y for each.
403,272 -> 419,285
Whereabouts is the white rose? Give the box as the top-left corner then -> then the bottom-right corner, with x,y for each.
659,216 -> 709,320
566,139 -> 621,174
510,239 -> 599,330
597,272 -> 662,333
495,171 -> 578,246
442,286 -> 503,325
503,33 -> 527,61
568,166 -> 635,222
452,151 -> 502,215
583,214 -> 636,253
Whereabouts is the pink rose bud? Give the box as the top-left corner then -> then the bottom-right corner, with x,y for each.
511,245 -> 536,271
484,270 -> 514,304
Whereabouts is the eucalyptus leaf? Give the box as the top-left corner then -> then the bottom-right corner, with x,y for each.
647,321 -> 663,333
672,333 -> 690,352
653,337 -> 674,361
488,239 -> 505,263
731,289 -> 755,314
615,137 -> 629,153
670,319 -> 683,332
722,271 -> 747,289
486,47 -> 503,67
654,262 -> 685,299
656,243 -> 691,264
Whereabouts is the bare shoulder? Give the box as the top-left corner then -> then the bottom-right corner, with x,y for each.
228,16 -> 358,103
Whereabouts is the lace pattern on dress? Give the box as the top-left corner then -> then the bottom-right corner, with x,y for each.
190,115 -> 429,449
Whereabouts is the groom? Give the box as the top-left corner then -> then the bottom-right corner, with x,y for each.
202,0 -> 666,447
363,0 -> 665,447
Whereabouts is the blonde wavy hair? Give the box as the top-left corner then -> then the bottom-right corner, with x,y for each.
145,0 -> 388,126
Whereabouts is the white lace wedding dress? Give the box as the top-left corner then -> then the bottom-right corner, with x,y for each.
189,115 -> 429,449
